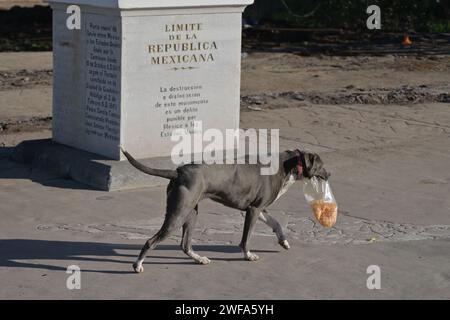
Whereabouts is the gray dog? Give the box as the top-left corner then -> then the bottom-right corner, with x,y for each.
121,148 -> 330,273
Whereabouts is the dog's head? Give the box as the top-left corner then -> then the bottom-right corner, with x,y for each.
283,149 -> 330,180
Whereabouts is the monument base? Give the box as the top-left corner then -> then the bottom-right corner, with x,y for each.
11,139 -> 175,191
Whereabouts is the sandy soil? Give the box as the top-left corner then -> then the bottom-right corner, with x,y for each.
242,53 -> 450,95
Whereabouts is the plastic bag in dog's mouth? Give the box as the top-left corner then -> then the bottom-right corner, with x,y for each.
303,176 -> 338,228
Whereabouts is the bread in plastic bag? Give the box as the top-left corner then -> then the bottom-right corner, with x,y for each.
303,176 -> 338,228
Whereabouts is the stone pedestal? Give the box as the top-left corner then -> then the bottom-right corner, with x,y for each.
49,0 -> 253,160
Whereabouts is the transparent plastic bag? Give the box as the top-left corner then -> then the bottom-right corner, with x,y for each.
303,176 -> 338,228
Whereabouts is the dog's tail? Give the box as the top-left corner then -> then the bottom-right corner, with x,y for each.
120,147 -> 178,180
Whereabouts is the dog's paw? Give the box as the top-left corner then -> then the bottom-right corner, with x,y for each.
245,252 -> 260,261
197,256 -> 211,265
279,240 -> 290,250
133,262 -> 144,273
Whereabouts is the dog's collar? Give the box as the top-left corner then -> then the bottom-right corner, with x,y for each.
294,149 -> 304,177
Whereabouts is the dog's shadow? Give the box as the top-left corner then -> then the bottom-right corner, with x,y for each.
0,239 -> 279,274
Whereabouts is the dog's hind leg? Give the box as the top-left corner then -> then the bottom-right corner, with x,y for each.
181,205 -> 210,265
133,184 -> 201,273
132,219 -> 177,273
259,210 -> 290,250
239,207 -> 261,261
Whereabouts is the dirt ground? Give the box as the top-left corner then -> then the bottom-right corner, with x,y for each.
1,51 -> 449,146
0,1 -> 44,9
0,51 -> 449,299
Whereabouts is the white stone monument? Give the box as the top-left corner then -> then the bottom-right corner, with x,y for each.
48,0 -> 253,160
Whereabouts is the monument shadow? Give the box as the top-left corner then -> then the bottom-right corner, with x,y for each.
0,139 -> 172,191
0,143 -> 100,190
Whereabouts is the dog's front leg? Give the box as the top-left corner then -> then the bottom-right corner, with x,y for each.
239,207 -> 261,261
259,210 -> 290,250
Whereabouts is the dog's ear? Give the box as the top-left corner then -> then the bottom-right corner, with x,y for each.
304,153 -> 330,180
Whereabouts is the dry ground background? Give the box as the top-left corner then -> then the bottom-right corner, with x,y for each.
0,0 -> 43,9
0,47 -> 450,298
